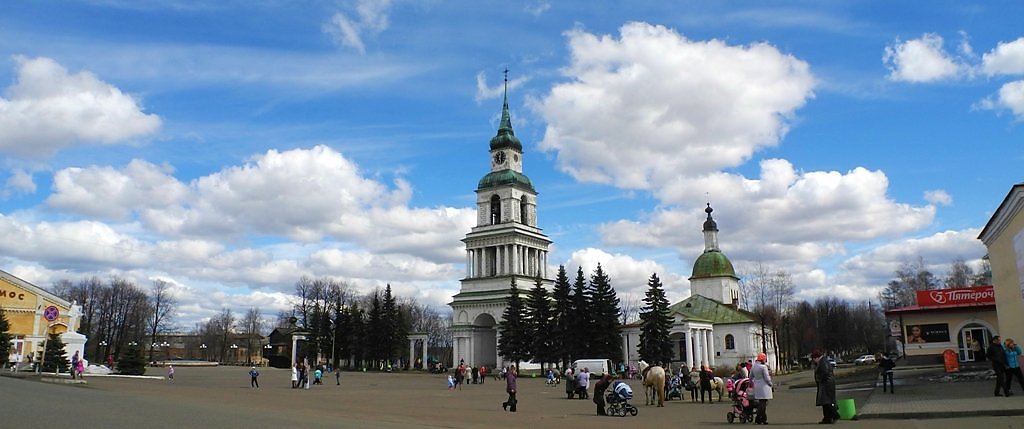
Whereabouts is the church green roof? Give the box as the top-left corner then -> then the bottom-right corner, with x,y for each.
690,250 -> 738,280
668,294 -> 755,324
489,80 -> 522,152
478,169 -> 535,191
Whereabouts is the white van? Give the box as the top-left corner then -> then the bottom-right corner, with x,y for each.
572,359 -> 614,377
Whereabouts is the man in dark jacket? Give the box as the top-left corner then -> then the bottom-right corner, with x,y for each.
593,373 -> 614,415
813,351 -> 839,424
877,354 -> 896,393
988,335 -> 1010,396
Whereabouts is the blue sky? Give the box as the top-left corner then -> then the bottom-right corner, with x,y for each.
1,1 -> 1022,326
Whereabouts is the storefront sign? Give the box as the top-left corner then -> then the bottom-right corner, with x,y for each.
1,289 -> 26,301
906,323 -> 950,343
916,286 -> 995,308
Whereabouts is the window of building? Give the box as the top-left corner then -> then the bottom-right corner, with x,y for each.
490,195 -> 501,224
725,334 -> 735,350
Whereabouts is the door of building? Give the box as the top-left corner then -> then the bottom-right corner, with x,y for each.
958,325 -> 989,362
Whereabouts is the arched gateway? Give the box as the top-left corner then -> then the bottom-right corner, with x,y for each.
449,74 -> 552,369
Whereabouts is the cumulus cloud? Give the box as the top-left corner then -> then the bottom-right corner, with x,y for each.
981,37 -> 1024,76
601,160 -> 935,267
524,1 -> 551,16
535,22 -> 815,190
323,0 -> 392,54
976,80 -> 1024,120
0,56 -> 161,158
924,189 -> 953,206
562,247 -> 690,304
835,229 -> 985,291
47,159 -> 189,220
474,71 -> 529,102
883,33 -> 963,82
4,169 -> 36,196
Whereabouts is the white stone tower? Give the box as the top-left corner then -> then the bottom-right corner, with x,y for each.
449,73 -> 552,369
689,203 -> 741,306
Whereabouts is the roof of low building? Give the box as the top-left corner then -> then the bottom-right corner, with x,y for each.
668,294 -> 756,324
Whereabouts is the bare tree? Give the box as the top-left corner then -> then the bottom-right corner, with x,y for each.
146,279 -> 177,362
619,295 -> 642,325
943,257 -> 973,289
239,307 -> 265,365
215,308 -> 236,363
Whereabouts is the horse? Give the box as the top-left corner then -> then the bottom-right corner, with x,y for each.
709,376 -> 726,402
638,360 -> 666,407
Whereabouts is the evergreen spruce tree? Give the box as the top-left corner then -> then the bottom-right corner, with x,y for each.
497,278 -> 529,366
550,265 -> 573,368
117,341 -> 146,375
348,303 -> 366,369
382,284 -> 407,367
0,308 -> 11,367
638,273 -> 674,366
41,333 -> 69,373
525,276 -> 555,366
588,263 -> 622,361
367,293 -> 383,368
568,266 -> 591,361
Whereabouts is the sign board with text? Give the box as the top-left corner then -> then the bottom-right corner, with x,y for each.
915,286 -> 995,308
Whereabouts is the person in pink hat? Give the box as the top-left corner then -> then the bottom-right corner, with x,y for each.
750,352 -> 773,424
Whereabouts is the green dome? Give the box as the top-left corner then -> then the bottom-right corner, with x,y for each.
690,250 -> 738,280
477,170 -> 535,191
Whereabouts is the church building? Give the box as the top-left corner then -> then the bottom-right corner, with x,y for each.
620,204 -> 777,371
449,79 -> 552,370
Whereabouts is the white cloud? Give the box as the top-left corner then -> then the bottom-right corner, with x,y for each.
323,0 -> 393,54
0,56 -> 161,158
4,169 -> 36,196
524,2 -> 551,16
474,71 -> 529,102
883,33 -> 962,82
601,160 -> 935,267
976,80 -> 1024,120
924,189 -> 953,206
835,229 -> 985,291
981,37 -> 1024,76
47,159 -> 189,220
535,22 -> 815,190
563,247 -> 690,304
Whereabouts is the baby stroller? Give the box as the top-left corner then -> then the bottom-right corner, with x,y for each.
665,375 -> 683,401
726,378 -> 757,424
606,381 -> 638,417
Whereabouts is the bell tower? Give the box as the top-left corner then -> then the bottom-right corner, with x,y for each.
450,70 -> 552,369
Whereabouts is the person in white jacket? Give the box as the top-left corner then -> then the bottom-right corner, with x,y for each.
750,352 -> 773,425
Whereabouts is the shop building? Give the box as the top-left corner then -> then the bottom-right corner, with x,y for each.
1,269 -> 85,366
886,286 -> 997,364
978,183 -> 1024,347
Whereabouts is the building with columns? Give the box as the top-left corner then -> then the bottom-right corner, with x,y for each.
449,80 -> 552,370
621,204 -> 777,371
1,268 -> 86,367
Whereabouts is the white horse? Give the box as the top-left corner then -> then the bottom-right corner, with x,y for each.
709,376 -> 726,402
638,360 -> 666,407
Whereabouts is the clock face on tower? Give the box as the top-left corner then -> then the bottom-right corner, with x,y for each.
493,151 -> 506,165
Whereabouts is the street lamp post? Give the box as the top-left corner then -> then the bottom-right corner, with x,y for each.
200,343 -> 208,361
230,344 -> 239,364
264,343 -> 272,367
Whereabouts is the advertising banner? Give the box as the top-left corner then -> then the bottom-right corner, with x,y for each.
915,286 -> 995,308
905,323 -> 950,343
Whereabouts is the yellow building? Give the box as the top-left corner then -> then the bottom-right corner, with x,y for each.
978,183 -> 1024,346
1,269 -> 85,366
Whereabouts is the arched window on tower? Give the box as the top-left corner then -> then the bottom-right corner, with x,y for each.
490,195 -> 501,225
520,197 -> 527,225
725,334 -> 735,350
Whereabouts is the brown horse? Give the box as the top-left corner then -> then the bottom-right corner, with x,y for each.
638,360 -> 666,407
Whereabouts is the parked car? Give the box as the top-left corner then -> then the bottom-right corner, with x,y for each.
854,354 -> 876,365
827,357 -> 837,368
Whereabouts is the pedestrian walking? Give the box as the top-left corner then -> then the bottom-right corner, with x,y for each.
167,364 -> 175,383
291,364 -> 299,388
70,351 -> 80,380
1004,338 -> 1024,394
502,365 -> 518,412
878,353 -> 896,393
687,366 -> 700,402
988,336 -> 1010,396
750,352 -> 773,425
335,367 -> 341,386
699,364 -> 713,403
106,354 -> 114,371
479,365 -> 487,384
249,366 -> 260,389
812,351 -> 839,424
593,373 -> 614,415
75,358 -> 85,380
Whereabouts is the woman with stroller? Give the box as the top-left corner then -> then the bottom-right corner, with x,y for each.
750,352 -> 773,425
593,373 -> 614,415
